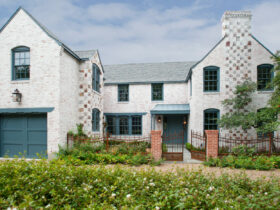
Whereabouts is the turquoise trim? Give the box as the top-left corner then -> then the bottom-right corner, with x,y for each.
0,7 -> 81,61
0,107 -> 54,113
151,83 -> 164,101
203,66 -> 220,92
104,112 -> 146,116
250,35 -> 275,57
104,80 -> 186,86
186,36 -> 226,82
118,84 -> 129,102
150,110 -> 190,115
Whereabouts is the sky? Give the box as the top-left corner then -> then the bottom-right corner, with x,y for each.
0,0 -> 279,64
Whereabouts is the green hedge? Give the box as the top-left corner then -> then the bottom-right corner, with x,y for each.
204,155 -> 280,170
0,159 -> 279,209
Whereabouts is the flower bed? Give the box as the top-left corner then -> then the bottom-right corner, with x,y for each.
0,159 -> 279,209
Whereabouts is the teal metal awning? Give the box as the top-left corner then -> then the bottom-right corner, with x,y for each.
150,104 -> 190,115
0,107 -> 54,113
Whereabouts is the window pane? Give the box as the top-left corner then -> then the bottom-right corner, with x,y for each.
257,65 -> 273,90
119,117 -> 129,135
92,109 -> 100,131
204,110 -> 219,130
107,116 -> 116,135
132,116 -> 142,135
152,83 -> 163,100
13,48 -> 30,80
118,85 -> 129,101
204,67 -> 218,92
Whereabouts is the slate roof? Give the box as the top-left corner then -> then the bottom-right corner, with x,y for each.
104,61 -> 197,84
74,50 -> 97,60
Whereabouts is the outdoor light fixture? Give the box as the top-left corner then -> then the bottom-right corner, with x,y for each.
183,117 -> 187,126
12,89 -> 22,103
157,116 -> 162,123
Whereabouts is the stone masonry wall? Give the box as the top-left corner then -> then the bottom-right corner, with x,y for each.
78,53 -> 104,137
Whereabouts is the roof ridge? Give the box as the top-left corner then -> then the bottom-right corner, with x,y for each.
104,61 -> 197,66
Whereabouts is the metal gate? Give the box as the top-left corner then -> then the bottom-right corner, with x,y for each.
162,131 -> 184,161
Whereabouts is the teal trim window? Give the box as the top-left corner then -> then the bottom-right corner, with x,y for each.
257,64 -> 273,91
118,84 -> 129,101
152,83 -> 163,101
92,108 -> 100,131
204,109 -> 220,130
12,46 -> 30,80
203,66 -> 219,92
106,115 -> 142,135
92,64 -> 100,92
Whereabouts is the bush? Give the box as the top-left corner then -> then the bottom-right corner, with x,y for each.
232,145 -> 256,157
204,155 -> 279,170
0,159 -> 279,209
57,141 -> 155,166
186,143 -> 205,152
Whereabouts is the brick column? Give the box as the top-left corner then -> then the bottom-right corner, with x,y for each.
205,130 -> 219,159
151,130 -> 162,161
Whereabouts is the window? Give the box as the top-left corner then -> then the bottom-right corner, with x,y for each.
152,83 -> 163,101
204,109 -> 220,130
106,115 -> 142,135
257,64 -> 273,91
12,46 -> 30,80
257,108 -> 275,138
203,66 -> 219,92
118,84 -> 129,101
92,108 -> 100,131
92,64 -> 100,92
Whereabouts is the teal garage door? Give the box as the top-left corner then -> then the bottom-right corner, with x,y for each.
0,114 -> 47,158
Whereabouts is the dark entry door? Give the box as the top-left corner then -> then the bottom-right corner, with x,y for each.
0,114 -> 47,158
163,115 -> 188,144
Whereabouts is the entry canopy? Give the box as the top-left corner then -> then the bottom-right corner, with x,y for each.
150,104 -> 190,115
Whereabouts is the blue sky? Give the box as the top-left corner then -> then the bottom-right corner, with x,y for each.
0,0 -> 279,64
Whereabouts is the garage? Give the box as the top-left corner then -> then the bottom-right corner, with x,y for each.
0,114 -> 47,158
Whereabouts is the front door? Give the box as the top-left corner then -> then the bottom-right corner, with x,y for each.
163,115 -> 188,144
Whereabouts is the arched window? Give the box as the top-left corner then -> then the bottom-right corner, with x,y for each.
204,109 -> 220,130
92,64 -> 100,92
257,64 -> 273,91
12,46 -> 30,80
203,66 -> 220,92
92,108 -> 100,131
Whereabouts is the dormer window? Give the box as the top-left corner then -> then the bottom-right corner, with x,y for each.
12,46 -> 30,80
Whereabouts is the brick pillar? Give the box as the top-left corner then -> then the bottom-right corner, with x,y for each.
151,130 -> 162,161
205,130 -> 219,159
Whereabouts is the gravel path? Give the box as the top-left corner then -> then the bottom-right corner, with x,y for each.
107,163 -> 280,180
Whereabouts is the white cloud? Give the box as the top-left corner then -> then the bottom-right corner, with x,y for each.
0,0 -> 279,64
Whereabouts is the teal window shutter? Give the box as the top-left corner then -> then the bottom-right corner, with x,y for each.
152,83 -> 163,101
204,109 -> 220,130
118,84 -> 129,101
203,66 -> 219,92
257,64 -> 273,91
92,108 -> 100,131
12,46 -> 30,80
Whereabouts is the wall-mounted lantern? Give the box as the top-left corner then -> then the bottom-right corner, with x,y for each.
12,89 -> 22,103
183,116 -> 187,126
157,116 -> 162,123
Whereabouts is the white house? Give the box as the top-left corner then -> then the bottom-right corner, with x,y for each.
0,8 -> 276,158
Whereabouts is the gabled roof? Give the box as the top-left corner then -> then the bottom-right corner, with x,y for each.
250,34 -> 275,57
74,50 -> 97,60
0,7 -> 81,61
103,61 -> 196,85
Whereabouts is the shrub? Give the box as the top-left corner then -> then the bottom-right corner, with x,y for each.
0,159 -> 279,209
186,143 -> 205,152
231,145 -> 256,157
204,155 -> 278,170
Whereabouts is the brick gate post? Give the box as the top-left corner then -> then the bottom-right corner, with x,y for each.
151,130 -> 162,161
205,130 -> 219,159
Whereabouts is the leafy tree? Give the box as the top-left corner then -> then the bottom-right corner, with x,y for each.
219,52 -> 280,134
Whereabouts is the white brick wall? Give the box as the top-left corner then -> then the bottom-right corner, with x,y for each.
103,83 -> 188,136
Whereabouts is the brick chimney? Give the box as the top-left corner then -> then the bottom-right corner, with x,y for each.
222,11 -> 252,38
222,11 -> 253,100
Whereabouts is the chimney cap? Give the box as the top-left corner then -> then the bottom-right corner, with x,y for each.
222,11 -> 252,21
